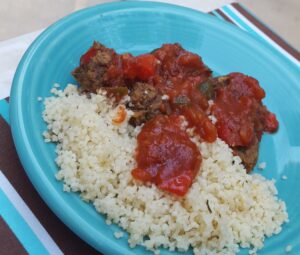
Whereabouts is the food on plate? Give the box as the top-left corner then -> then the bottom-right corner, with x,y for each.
43,43 -> 287,255
199,74 -> 278,171
72,42 -> 278,172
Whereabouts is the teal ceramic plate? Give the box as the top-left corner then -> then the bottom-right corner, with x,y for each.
10,2 -> 300,254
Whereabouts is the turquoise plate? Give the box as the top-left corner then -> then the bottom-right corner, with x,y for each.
10,1 -> 300,254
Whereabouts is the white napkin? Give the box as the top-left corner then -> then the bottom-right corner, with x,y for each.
0,30 -> 43,99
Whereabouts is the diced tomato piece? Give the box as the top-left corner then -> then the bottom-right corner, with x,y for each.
131,168 -> 153,182
201,119 -> 218,143
158,174 -> 193,196
180,107 -> 217,143
135,54 -> 159,81
123,54 -> 159,81
121,54 -> 135,79
112,105 -> 127,124
239,124 -> 254,145
178,52 -> 203,69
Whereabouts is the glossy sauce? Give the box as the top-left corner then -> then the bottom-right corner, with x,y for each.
82,43 -> 217,143
78,43 -> 279,196
151,44 -> 217,142
211,73 -> 278,147
132,115 -> 201,196
126,45 -> 217,195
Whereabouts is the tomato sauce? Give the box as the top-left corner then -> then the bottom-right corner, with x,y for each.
211,73 -> 278,147
76,43 -> 279,196
112,105 -> 127,124
132,115 -> 201,196
123,54 -> 160,81
97,43 -> 217,142
151,44 -> 217,142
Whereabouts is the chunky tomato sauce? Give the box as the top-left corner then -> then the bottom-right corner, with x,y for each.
81,43 -> 216,143
76,43 -> 279,196
211,73 -> 278,147
151,44 -> 217,142
132,115 -> 201,196
122,45 -> 217,195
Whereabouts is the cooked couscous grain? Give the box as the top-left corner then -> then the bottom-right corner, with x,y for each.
43,84 -> 288,255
